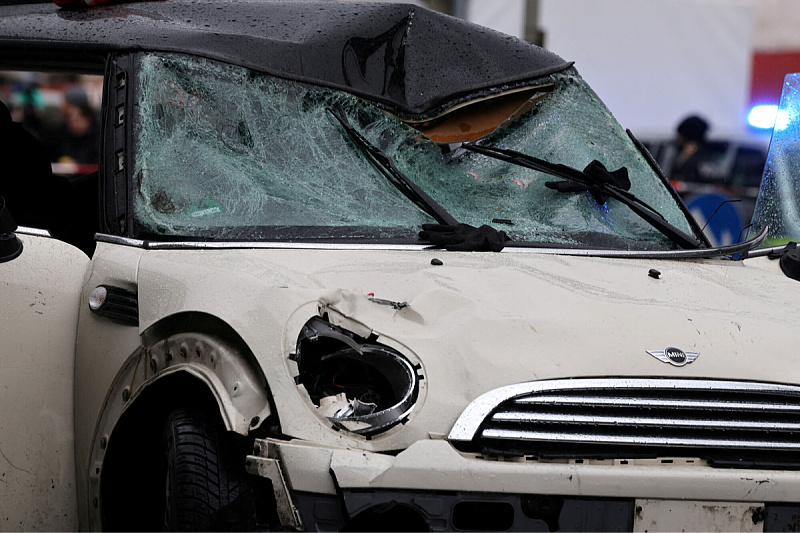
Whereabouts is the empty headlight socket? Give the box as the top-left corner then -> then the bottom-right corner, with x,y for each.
290,316 -> 422,436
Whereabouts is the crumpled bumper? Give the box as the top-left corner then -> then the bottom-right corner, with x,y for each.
246,437 -> 800,531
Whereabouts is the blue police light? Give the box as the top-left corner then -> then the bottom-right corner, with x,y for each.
748,104 -> 778,130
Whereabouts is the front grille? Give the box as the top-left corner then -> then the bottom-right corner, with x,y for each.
448,379 -> 800,467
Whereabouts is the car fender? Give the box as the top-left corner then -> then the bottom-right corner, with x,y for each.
85,315 -> 272,530
0,230 -> 89,531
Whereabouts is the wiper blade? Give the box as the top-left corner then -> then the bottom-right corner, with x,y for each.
462,143 -> 704,250
328,106 -> 458,226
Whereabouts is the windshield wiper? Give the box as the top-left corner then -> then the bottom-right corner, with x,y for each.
461,143 -> 704,250
328,106 -> 458,226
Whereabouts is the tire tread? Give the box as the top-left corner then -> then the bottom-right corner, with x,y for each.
163,407 -> 249,531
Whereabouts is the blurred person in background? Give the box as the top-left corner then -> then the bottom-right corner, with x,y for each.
670,115 -> 710,182
7,76 -> 47,141
1,91 -> 98,255
46,85 -> 100,165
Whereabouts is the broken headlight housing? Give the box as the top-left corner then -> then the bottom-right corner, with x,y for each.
292,317 -> 421,436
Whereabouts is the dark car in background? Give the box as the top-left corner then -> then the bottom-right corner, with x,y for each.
645,137 -> 768,245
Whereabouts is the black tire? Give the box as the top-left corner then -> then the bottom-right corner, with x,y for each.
162,407 -> 253,531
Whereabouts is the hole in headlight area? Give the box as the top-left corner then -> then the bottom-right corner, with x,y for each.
452,501 -> 515,531
295,317 -> 420,436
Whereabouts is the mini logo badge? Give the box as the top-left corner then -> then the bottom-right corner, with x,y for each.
647,347 -> 699,367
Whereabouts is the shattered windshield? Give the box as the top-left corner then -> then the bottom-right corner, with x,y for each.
133,53 -> 693,249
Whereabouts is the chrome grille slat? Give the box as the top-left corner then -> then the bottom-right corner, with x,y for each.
492,411 -> 800,431
514,394 -> 800,413
482,428 -> 800,450
448,379 -> 800,463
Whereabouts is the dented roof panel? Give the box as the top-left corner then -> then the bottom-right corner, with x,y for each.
0,0 -> 571,119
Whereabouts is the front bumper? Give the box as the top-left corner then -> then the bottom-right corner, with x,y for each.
247,438 -> 800,531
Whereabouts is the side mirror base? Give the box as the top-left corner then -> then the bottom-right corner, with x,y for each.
0,232 -> 22,263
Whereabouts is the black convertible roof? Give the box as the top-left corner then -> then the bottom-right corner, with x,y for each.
0,0 -> 572,120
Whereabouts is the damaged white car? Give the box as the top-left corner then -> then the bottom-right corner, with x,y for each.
1,0 -> 800,531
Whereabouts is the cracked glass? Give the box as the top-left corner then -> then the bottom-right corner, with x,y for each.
751,72 -> 800,247
133,53 -> 693,249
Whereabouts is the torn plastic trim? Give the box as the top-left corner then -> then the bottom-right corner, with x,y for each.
399,83 -> 555,126
293,317 -> 421,436
320,345 -> 418,434
245,443 -> 303,530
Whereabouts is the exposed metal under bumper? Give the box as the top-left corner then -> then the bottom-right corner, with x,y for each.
292,491 -> 798,532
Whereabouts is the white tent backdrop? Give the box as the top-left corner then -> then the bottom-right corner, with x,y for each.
537,0 -> 754,139
467,1 -> 526,41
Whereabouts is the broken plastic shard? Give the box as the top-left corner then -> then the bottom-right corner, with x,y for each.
317,393 -> 351,418
295,316 -> 420,435
334,398 -> 378,419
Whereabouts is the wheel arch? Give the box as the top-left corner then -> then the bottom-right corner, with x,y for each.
139,311 -> 274,434
89,311 -> 277,530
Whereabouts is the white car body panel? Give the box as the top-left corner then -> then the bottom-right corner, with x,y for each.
0,232 -> 88,531
127,246 -> 798,452
72,241 -> 143,527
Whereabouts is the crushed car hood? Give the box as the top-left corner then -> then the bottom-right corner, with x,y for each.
136,248 -> 800,448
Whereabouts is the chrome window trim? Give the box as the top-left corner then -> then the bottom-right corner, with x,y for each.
15,227 -> 52,238
95,225 -> 768,258
447,378 -> 800,442
744,245 -> 794,258
96,234 -> 431,251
